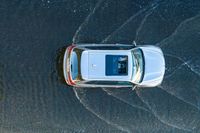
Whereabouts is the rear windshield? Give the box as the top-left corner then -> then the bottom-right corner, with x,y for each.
71,52 -> 78,80
70,48 -> 84,81
105,55 -> 128,76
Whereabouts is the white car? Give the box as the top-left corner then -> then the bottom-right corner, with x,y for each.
63,44 -> 165,88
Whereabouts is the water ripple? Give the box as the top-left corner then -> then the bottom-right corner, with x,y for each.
72,0 -> 200,132
73,87 -> 184,133
73,87 -> 130,133
136,87 -> 200,131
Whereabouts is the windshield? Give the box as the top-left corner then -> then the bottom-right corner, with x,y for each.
131,48 -> 144,84
71,52 -> 78,80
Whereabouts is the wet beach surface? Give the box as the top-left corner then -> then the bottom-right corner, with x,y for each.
0,0 -> 200,132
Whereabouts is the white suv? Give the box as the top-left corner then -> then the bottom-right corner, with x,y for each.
63,44 -> 165,88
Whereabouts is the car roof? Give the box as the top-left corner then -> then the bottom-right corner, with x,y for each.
81,49 -> 132,81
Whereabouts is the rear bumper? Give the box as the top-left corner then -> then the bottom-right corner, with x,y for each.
63,45 -> 76,86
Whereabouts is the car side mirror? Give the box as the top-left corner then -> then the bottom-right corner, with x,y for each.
133,41 -> 137,47
132,85 -> 137,90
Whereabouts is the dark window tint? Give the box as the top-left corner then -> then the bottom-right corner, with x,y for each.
85,45 -> 133,50
106,55 -> 128,76
85,81 -> 132,85
71,52 -> 78,80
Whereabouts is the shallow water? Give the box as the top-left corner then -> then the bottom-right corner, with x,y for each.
0,0 -> 200,132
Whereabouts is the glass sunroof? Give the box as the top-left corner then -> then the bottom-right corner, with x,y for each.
105,55 -> 128,76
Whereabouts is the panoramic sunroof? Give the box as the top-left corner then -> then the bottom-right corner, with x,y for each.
105,55 -> 128,76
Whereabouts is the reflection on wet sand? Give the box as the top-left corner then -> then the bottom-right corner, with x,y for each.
0,64 -> 4,101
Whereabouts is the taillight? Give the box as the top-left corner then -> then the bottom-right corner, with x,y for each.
66,45 -> 76,86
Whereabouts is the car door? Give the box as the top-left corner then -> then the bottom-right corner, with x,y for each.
76,80 -> 133,88
77,44 -> 135,50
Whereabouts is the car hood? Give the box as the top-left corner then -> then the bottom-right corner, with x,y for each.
140,46 -> 165,86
